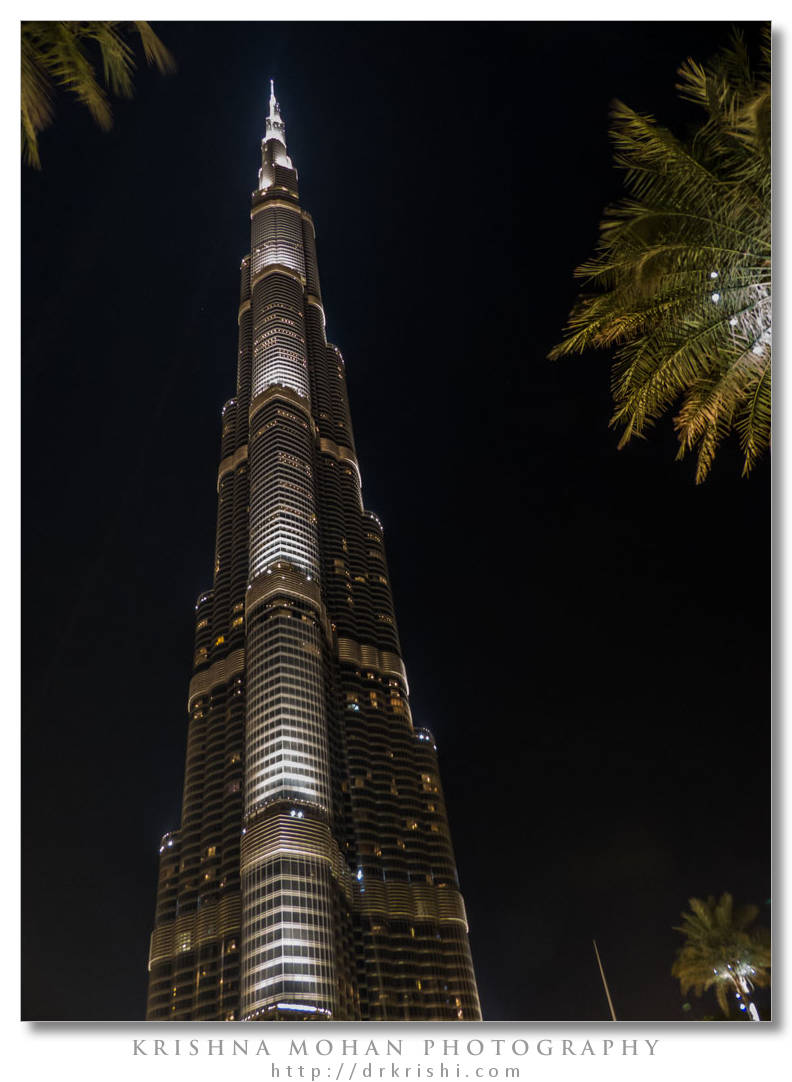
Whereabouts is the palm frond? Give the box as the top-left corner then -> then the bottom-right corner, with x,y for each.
132,20 -> 176,74
20,21 -> 174,169
78,22 -> 137,100
43,22 -> 113,130
20,33 -> 55,168
549,27 -> 771,481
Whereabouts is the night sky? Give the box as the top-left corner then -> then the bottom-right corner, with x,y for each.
21,21 -> 769,1022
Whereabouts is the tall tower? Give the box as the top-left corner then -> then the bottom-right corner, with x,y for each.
146,85 -> 481,1022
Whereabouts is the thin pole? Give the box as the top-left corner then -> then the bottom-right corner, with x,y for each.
593,939 -> 617,1021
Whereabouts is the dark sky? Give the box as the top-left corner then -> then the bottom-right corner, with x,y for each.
21,21 -> 770,1022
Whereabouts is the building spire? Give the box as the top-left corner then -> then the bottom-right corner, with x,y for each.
259,78 -> 293,189
265,78 -> 287,149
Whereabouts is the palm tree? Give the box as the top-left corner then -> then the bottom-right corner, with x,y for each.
672,893 -> 770,1020
549,28 -> 770,482
21,21 -> 174,169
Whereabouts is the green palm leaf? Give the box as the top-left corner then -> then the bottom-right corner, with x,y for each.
549,28 -> 771,481
21,21 -> 175,169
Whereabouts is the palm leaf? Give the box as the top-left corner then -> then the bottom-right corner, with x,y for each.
132,21 -> 176,74
20,21 -> 174,169
549,27 -> 771,481
20,34 -> 55,168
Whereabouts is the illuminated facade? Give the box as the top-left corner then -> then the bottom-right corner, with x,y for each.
146,84 -> 481,1022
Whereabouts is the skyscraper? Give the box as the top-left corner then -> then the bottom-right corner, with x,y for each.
146,84 -> 481,1022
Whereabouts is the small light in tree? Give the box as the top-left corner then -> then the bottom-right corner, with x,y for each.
711,292 -> 721,303
710,271 -> 719,279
